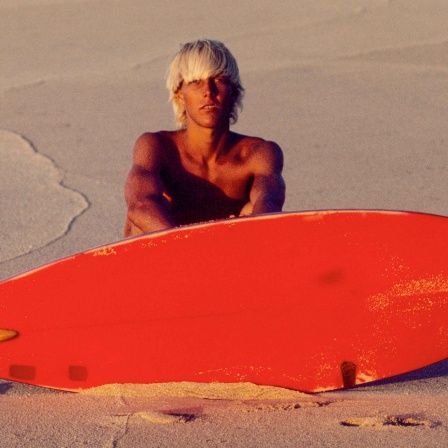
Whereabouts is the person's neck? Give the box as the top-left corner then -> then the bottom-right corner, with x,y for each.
183,122 -> 231,166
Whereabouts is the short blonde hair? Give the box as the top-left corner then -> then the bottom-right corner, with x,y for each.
166,39 -> 244,129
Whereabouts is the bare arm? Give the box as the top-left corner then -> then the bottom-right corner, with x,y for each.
124,133 -> 175,236
240,141 -> 286,216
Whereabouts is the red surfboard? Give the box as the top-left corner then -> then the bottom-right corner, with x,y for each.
0,210 -> 447,392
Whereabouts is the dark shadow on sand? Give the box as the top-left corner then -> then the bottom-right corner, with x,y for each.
0,381 -> 13,394
349,358 -> 448,391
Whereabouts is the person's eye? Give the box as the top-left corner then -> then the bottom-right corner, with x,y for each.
189,79 -> 200,85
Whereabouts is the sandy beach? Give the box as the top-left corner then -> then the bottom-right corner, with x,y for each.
1,0 -> 447,446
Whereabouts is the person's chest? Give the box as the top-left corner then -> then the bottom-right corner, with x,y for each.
163,156 -> 252,202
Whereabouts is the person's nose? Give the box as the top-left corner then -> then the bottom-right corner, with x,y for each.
203,78 -> 217,97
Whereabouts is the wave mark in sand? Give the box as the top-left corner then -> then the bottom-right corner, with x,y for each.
341,414 -> 438,428
0,130 -> 88,262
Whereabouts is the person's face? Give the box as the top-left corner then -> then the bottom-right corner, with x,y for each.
177,75 -> 234,129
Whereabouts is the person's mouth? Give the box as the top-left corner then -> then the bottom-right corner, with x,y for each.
201,103 -> 219,110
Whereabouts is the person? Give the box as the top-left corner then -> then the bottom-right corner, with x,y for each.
124,39 -> 285,236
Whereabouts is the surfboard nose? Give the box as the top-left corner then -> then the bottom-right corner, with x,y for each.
0,329 -> 18,342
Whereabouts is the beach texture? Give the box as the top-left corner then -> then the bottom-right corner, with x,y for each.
1,0 -> 447,446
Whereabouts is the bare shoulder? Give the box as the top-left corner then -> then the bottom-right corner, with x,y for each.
132,131 -> 180,168
133,131 -> 177,153
233,133 -> 284,172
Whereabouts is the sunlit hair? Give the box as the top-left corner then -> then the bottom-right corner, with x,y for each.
166,39 -> 245,129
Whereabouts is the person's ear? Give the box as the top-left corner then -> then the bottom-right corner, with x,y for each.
176,86 -> 185,104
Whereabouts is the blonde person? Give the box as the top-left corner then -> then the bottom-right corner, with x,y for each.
124,39 -> 285,236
